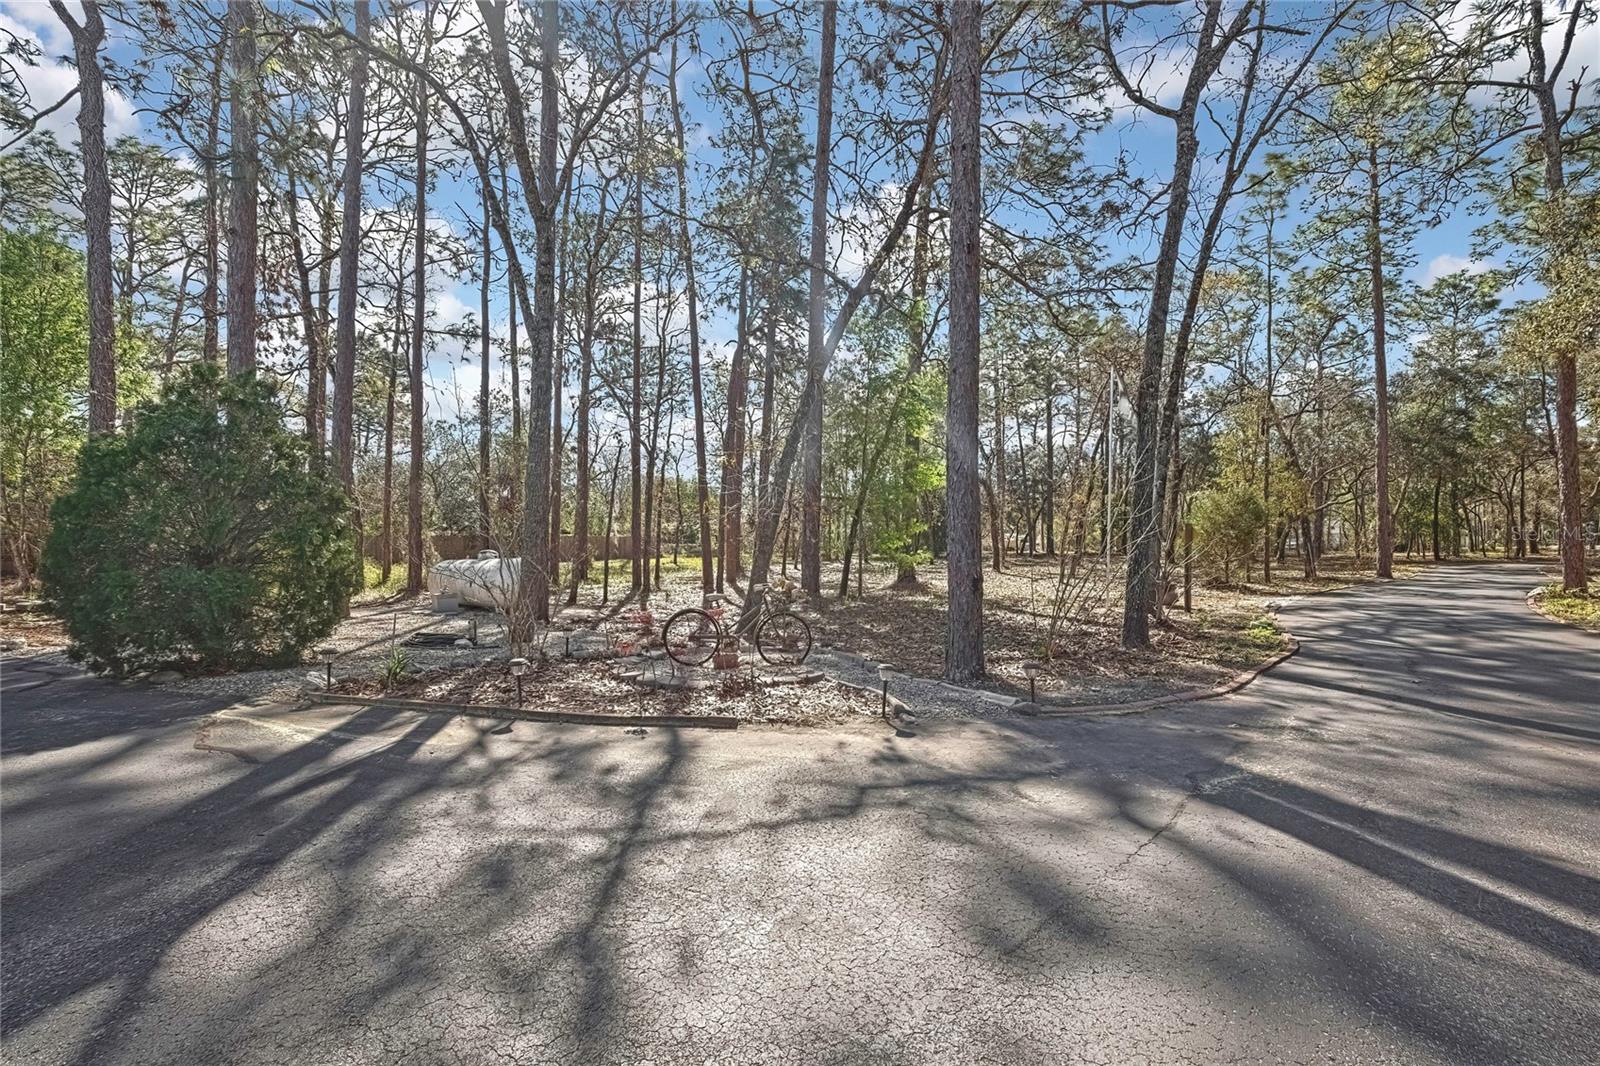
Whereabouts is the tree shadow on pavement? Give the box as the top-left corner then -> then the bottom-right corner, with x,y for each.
0,702 -> 478,1066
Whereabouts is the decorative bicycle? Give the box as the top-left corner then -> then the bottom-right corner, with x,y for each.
661,583 -> 813,668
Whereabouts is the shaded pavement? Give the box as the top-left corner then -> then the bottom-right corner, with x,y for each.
2,562 -> 1595,1064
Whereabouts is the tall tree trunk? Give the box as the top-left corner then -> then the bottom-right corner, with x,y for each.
382,276 -> 403,583
478,187 -> 493,541
549,185 -> 571,584
567,323 -> 593,602
285,172 -> 326,457
1517,454 -> 1528,558
642,332 -> 660,601
945,0 -> 984,681
316,163 -> 335,422
896,184 -> 933,585
990,358 -> 1006,572
719,265 -> 750,589
51,1 -> 116,430
1262,212 -> 1274,583
630,75 -> 644,595
163,257 -> 192,372
224,0 -> 258,376
1122,143 -> 1197,640
757,270 -> 778,507
602,442 -> 622,604
667,10 -> 716,596
1440,470 -> 1452,560
1368,143 -> 1393,579
654,414 -> 669,587
406,58 -> 428,596
503,159 -> 521,442
1121,0 -> 1234,646
332,0 -> 368,488
202,33 -> 223,364
798,0 -> 837,597
478,0 -> 557,623
1527,0 -> 1586,590
1044,389 -> 1055,555
567,187 -> 606,600
520,0 -> 559,623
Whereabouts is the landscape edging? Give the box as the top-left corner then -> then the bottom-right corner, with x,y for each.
307,690 -> 741,730
1523,584 -> 1600,637
1026,636 -> 1301,717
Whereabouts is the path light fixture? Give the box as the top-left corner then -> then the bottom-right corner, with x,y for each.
1022,661 -> 1044,704
317,646 -> 337,690
509,657 -> 529,706
878,662 -> 897,720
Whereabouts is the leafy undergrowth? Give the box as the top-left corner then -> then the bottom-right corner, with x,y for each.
1531,583 -> 1600,633
356,561 -> 411,602
327,655 -> 880,726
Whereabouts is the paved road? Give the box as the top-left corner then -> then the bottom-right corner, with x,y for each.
3,563 -> 1596,1065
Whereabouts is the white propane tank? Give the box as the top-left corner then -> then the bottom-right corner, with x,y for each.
428,550 -> 520,610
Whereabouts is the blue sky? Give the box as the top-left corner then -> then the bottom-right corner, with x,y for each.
4,0 -> 1586,419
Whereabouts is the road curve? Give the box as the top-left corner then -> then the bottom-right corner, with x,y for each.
2,562 -> 1595,1065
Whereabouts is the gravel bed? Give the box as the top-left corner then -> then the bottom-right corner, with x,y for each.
325,656 -> 882,727
158,601 -> 508,701
810,647 -> 1008,721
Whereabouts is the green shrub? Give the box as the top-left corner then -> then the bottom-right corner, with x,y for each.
41,364 -> 356,674
1192,483 -> 1268,584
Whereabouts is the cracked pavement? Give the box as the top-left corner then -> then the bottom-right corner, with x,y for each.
2,562 -> 1597,1065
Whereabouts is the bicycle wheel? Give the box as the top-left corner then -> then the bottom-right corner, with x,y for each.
663,607 -> 721,668
756,610 -> 812,666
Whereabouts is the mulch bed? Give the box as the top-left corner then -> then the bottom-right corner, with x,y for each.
326,655 -> 881,727
0,607 -> 71,651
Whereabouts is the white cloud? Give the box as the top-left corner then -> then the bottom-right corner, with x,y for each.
1420,254 -> 1490,286
1,4 -> 141,147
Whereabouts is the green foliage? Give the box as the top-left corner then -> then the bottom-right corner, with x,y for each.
360,559 -> 410,598
41,364 -> 356,674
1,227 -> 88,586
1242,615 -> 1282,649
378,645 -> 411,688
1192,483 -> 1268,583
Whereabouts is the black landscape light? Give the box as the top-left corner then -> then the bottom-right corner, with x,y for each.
878,662 -> 896,719
1022,661 -> 1043,704
317,646 -> 337,691
510,657 -> 529,706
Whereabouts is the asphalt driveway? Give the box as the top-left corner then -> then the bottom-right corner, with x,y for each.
2,562 -> 1595,1065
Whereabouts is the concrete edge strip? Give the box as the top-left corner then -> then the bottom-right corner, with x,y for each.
827,675 -> 912,722
306,691 -> 741,730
